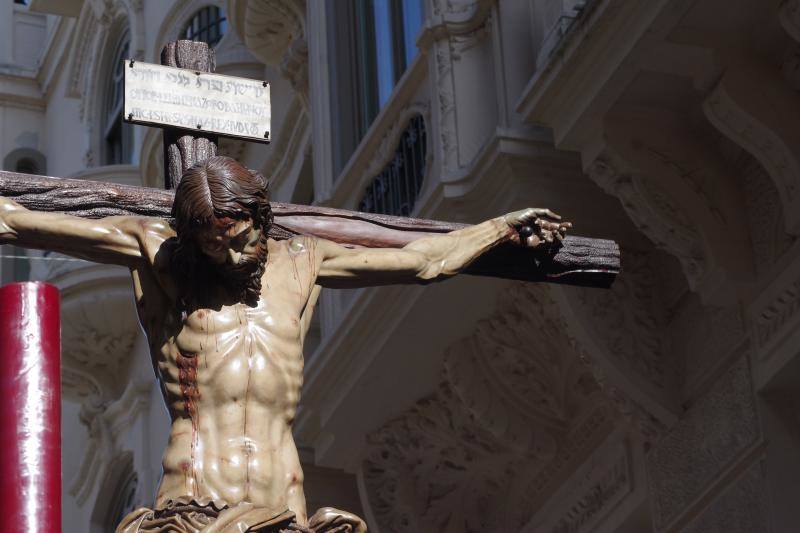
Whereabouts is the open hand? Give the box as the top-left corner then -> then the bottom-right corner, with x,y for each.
503,208 -> 571,248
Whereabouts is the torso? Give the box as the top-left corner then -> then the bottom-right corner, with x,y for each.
131,222 -> 321,521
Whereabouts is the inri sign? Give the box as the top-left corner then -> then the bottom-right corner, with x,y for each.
123,60 -> 271,143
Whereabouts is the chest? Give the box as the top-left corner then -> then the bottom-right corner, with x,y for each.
170,301 -> 305,402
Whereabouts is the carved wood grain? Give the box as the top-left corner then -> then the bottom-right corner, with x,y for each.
0,170 -> 620,288
159,40 -> 219,189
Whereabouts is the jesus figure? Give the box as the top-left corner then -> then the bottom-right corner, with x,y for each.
0,156 -> 569,532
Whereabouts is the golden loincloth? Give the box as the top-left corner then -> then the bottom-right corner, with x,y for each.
116,497 -> 306,533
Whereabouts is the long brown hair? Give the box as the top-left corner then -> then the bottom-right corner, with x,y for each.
170,156 -> 272,308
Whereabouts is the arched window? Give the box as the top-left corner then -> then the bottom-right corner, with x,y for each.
103,32 -> 133,166
182,6 -> 227,47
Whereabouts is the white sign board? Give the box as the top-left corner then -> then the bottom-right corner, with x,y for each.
123,60 -> 271,143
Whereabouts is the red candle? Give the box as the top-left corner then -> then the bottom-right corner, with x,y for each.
0,282 -> 61,533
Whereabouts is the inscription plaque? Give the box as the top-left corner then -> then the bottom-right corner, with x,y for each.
123,60 -> 271,143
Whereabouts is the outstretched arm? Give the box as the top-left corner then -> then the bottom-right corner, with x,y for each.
317,208 -> 571,288
0,196 -> 149,267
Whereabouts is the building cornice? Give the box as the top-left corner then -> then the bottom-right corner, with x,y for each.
515,0 -> 684,152
0,73 -> 45,111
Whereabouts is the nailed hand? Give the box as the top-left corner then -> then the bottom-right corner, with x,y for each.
503,208 -> 572,249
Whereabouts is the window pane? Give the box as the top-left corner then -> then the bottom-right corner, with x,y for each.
372,0 -> 395,108
105,35 -> 132,165
183,7 -> 227,47
402,0 -> 423,66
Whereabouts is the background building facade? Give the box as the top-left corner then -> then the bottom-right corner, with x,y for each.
1,0 -> 798,531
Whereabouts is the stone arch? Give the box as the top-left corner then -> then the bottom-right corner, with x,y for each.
3,147 -> 46,174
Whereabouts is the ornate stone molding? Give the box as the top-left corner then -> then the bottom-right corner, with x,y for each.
587,152 -> 705,289
755,279 -> 800,353
429,0 -> 494,37
703,71 -> 800,235
646,356 -> 760,531
421,0 -> 494,172
523,430 -> 644,533
280,37 -> 308,95
681,459 -> 769,533
242,0 -> 305,65
780,0 -> 800,44
590,105 -> 754,304
551,249 -> 680,440
69,379 -> 152,505
61,291 -> 139,400
361,283 -> 615,532
733,147 -> 796,273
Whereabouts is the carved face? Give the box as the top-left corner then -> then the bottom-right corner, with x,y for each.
196,216 -> 262,267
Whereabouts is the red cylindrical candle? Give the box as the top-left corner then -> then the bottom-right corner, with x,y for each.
0,282 -> 61,533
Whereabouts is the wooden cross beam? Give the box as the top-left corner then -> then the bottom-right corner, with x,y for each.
4,41 -> 617,287
0,170 -> 620,288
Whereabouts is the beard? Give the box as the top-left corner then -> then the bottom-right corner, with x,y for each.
213,231 -> 269,307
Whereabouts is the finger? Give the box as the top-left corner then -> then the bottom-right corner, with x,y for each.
535,209 -> 560,221
544,221 -> 561,232
526,234 -> 541,248
544,231 -> 554,243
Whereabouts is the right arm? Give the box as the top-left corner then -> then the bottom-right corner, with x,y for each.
0,197 -> 151,267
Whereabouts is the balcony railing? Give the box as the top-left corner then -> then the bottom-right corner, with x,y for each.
358,115 -> 426,217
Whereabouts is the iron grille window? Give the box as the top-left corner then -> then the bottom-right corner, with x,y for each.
358,115 -> 426,216
183,6 -> 227,47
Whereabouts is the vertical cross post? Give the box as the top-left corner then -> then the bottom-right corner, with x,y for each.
0,282 -> 61,533
160,40 -> 219,189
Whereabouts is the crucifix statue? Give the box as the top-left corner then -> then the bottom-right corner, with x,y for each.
0,42 -> 618,533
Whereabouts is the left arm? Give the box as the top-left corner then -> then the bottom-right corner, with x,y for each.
316,208 -> 570,288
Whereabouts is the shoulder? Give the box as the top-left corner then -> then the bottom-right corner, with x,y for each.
124,217 -> 174,250
272,235 -> 328,256
114,217 -> 177,274
267,236 -> 327,278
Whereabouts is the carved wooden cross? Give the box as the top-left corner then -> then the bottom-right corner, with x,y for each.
0,41 -> 619,288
